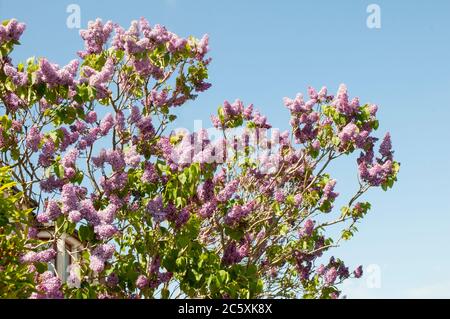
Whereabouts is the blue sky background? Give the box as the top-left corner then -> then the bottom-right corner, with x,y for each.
1,0 -> 450,298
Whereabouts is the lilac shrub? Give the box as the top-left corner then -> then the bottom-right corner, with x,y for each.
0,18 -> 399,299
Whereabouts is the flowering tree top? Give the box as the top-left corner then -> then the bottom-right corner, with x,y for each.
0,18 -> 399,299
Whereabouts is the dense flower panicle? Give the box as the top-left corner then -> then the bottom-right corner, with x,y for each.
67,264 -> 82,288
324,267 -> 338,285
4,91 -> 25,111
40,175 -> 65,193
3,64 -> 28,86
283,93 -> 310,113
37,248 -> 57,263
157,137 -> 174,161
217,180 -> 239,202
37,58 -> 79,87
81,58 -> 115,97
27,227 -> 38,239
0,19 -> 26,43
93,148 -> 126,171
79,19 -> 114,57
318,86 -> 328,100
196,34 -> 209,59
104,273 -> 119,288
68,210 -> 82,223
64,167 -> 76,179
243,104 -> 254,120
58,128 -> 78,151
317,264 -> 326,276
222,242 -> 243,265
158,272 -> 173,285
61,184 -> 79,213
99,172 -> 128,196
274,190 -> 285,203
149,256 -> 161,275
358,160 -> 393,186
130,105 -> 142,123
41,139 -> 54,156
225,204 -> 248,226
173,208 -> 190,228
124,145 -> 141,167
136,115 -> 155,137
89,255 -> 105,273
322,179 -> 338,201
25,126 -> 42,152
115,110 -> 126,132
168,32 -> 187,53
77,127 -> 99,149
38,139 -> 55,167
307,86 -> 318,100
79,199 -> 98,224
136,275 -> 149,289
198,200 -> 217,218
61,148 -> 79,168
99,113 -> 115,135
210,115 -> 221,128
10,120 -> 21,133
369,104 -> 378,116
94,224 -> 118,240
92,148 -> 107,167
37,200 -> 62,223
299,219 -> 315,237
379,132 -> 392,158
30,271 -> 63,299
223,99 -> 244,118
252,111 -> 271,129
142,162 -> 158,183
149,89 -> 168,107
146,196 -> 166,222
21,248 -> 57,264
106,150 -> 126,171
353,265 -> 363,278
338,123 -> 358,145
333,84 -> 358,115
85,111 -> 97,124
197,179 -> 214,202
97,204 -> 118,224
89,243 -> 115,273
294,194 -> 303,206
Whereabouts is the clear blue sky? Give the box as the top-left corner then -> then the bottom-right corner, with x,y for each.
1,0 -> 450,298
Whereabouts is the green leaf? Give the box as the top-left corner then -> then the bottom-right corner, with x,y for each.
217,270 -> 230,285
78,225 -> 94,242
178,173 -> 187,184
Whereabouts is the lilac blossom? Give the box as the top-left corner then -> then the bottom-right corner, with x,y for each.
300,219 -> 315,237
79,19 -> 114,56
379,132 -> 392,158
26,126 -> 42,152
94,224 -> 118,240
31,271 -> 63,299
136,275 -> 149,289
217,180 -> 239,202
353,265 -> 363,278
324,267 -> 338,285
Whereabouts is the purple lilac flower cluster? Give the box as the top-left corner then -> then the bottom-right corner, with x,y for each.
30,271 -> 63,299
89,243 -> 115,273
37,58 -> 79,87
21,248 -> 57,264
0,19 -> 26,44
